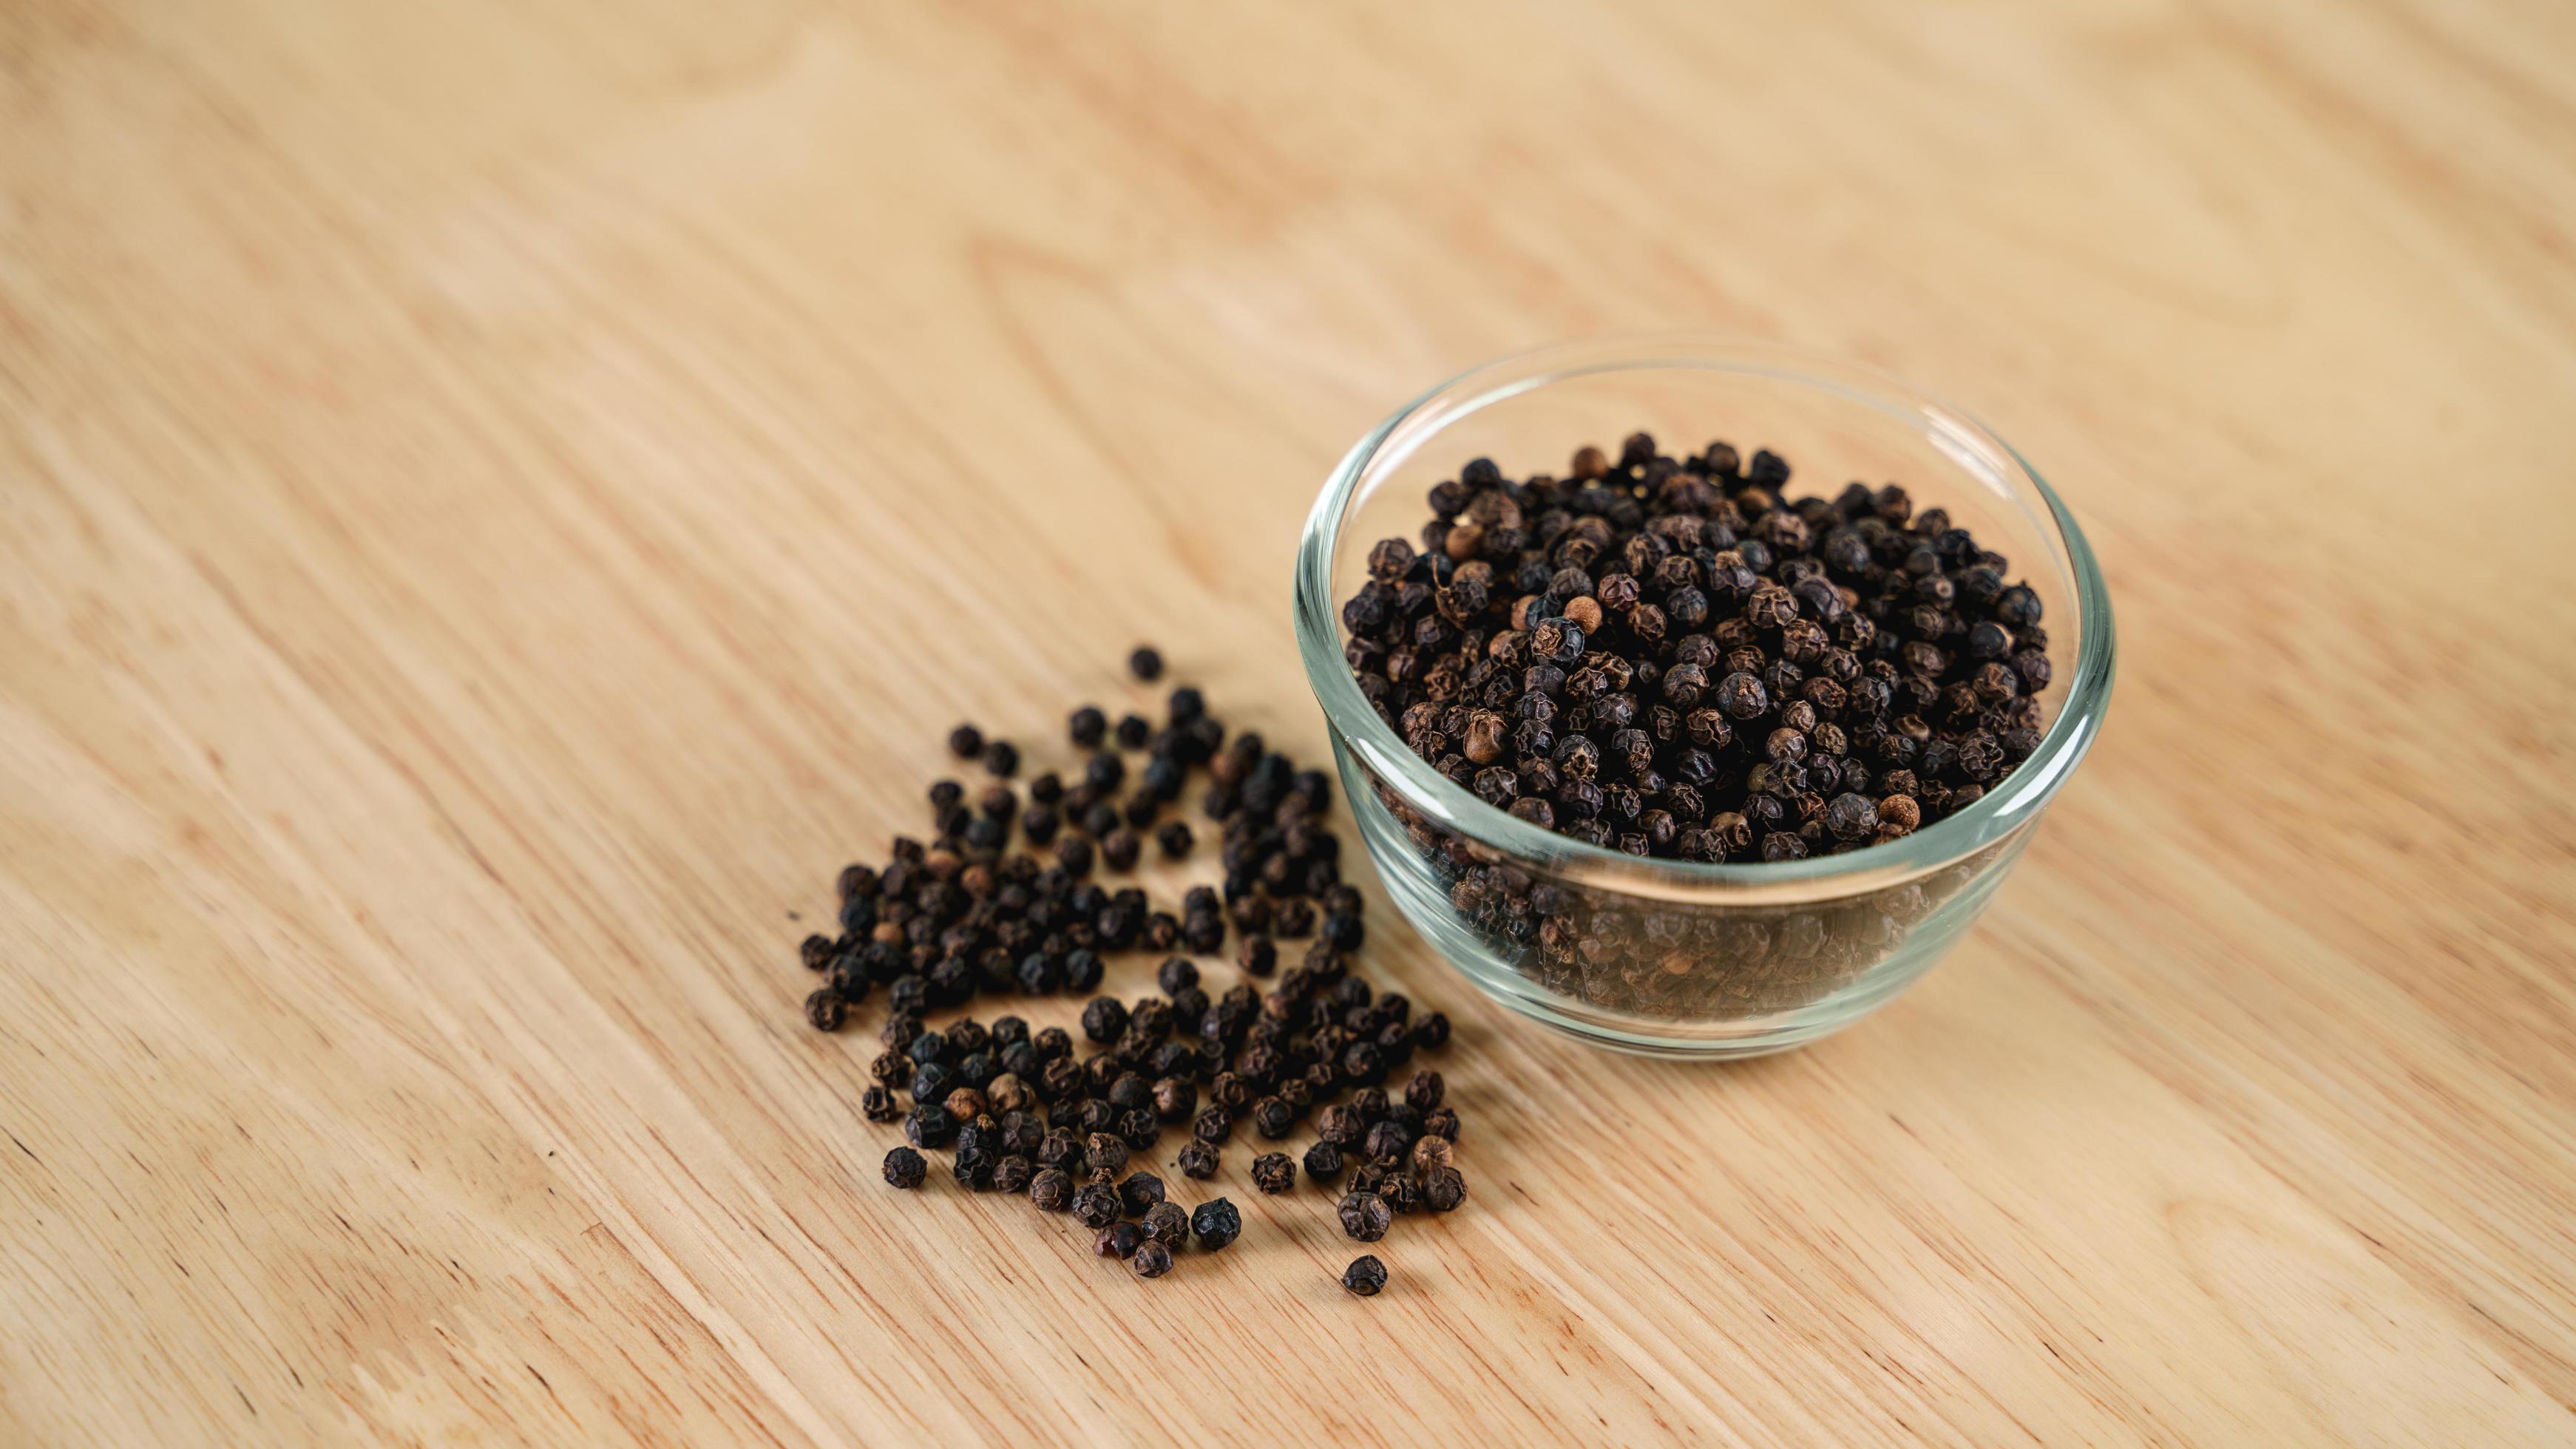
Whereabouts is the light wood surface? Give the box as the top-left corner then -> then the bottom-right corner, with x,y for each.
5,1 -> 2574,1443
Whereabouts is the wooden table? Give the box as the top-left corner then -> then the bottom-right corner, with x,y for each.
5,1 -> 2572,1442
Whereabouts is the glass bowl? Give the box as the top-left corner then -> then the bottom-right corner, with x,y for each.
1292,336 -> 2115,1057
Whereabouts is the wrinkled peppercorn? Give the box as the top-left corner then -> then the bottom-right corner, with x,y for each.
1176,1140 -> 1219,1178
1337,1190 -> 1392,1241
1131,1240 -> 1173,1278
1031,1168 -> 1074,1212
1251,1152 -> 1297,1194
1139,1199 -> 1190,1246
1342,1255 -> 1388,1296
804,991 -> 847,1032
1128,646 -> 1165,682
1423,1164 -> 1468,1212
1072,1182 -> 1122,1229
1095,1221 -> 1143,1258
882,1146 -> 926,1189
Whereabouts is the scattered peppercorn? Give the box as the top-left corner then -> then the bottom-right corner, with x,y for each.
789,680 -> 1471,1292
1132,1241 -> 1173,1278
1341,1255 -> 1388,1296
1128,646 -> 1165,682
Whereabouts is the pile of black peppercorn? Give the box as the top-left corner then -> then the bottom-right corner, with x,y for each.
1340,436 -> 2055,862
794,648 -> 1462,1289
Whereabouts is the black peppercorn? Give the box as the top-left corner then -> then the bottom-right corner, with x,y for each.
1080,996 -> 1129,1044
1303,1141 -> 1346,1183
1341,1255 -> 1388,1296
982,740 -> 1020,778
1095,1221 -> 1143,1258
1176,1140 -> 1219,1179
882,1146 -> 927,1190
1251,1096 -> 1295,1138
902,1104 -> 955,1150
1118,1171 -> 1166,1217
1190,1198 -> 1242,1250
1128,645 -> 1165,682
1404,1069 -> 1444,1112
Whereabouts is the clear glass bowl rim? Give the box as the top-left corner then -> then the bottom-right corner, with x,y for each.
1292,333 -> 2117,894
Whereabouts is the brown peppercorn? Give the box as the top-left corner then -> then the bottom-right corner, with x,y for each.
1071,1182 -> 1122,1229
1337,1190 -> 1393,1242
1316,1102 -> 1368,1147
986,1073 -> 1033,1114
1251,1152 -> 1297,1195
1095,1221 -> 1143,1259
1176,1140 -> 1220,1179
1139,1199 -> 1190,1247
803,991 -> 847,1032
1423,1164 -> 1468,1212
1084,1132 -> 1130,1175
1408,1135 -> 1454,1173
1030,1167 -> 1074,1211
1131,1241 -> 1174,1279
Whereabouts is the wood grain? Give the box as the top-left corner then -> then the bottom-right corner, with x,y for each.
4,0 -> 2573,1442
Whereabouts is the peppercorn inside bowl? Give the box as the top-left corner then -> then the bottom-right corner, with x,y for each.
1292,336 -> 2113,1057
